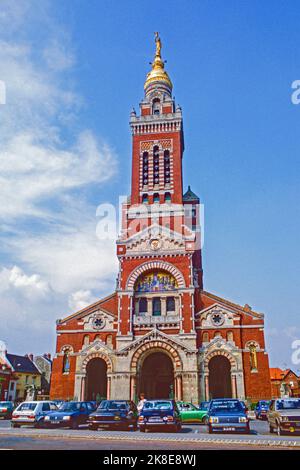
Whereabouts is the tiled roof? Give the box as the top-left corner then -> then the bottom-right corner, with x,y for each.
7,354 -> 41,374
183,186 -> 199,202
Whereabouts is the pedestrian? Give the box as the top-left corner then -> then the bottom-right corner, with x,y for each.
137,393 -> 147,413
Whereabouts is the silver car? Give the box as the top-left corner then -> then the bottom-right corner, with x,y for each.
267,398 -> 300,435
11,401 -> 58,428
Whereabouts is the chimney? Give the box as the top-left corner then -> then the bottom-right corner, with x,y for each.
28,354 -> 34,362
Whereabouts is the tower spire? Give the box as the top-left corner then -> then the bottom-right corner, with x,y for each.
144,33 -> 173,94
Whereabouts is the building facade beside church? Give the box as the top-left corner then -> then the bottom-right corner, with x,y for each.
50,35 -> 271,403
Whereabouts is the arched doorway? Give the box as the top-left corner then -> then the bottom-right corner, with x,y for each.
85,358 -> 107,401
139,352 -> 174,399
208,355 -> 232,399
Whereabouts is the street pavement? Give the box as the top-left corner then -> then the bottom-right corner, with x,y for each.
0,418 -> 300,450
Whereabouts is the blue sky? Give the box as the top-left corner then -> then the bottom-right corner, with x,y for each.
0,0 -> 299,371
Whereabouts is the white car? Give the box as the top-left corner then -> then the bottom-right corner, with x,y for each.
11,401 -> 58,428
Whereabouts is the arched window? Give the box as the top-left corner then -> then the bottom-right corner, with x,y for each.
62,350 -> 70,374
164,192 -> 171,203
153,146 -> 160,185
152,98 -> 160,115
142,194 -> 149,204
202,332 -> 209,343
83,335 -> 89,347
142,152 -> 148,186
166,296 -> 175,312
153,193 -> 160,203
139,297 -> 147,314
227,331 -> 234,342
95,334 -> 101,341
214,331 -> 221,338
164,150 -> 170,184
152,298 -> 161,316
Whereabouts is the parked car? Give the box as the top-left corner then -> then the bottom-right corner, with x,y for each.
43,401 -> 94,429
267,398 -> 300,435
52,400 -> 65,409
255,400 -> 270,420
11,401 -> 58,428
177,401 -> 208,424
0,401 -> 14,419
208,399 -> 250,434
88,400 -> 138,431
138,399 -> 182,433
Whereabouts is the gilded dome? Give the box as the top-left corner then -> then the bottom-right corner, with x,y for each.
144,33 -> 173,92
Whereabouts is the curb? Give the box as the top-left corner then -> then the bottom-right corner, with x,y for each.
1,430 -> 300,448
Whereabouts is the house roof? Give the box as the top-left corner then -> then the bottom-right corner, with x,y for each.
200,290 -> 264,318
6,354 -> 41,375
183,185 -> 199,202
57,292 -> 118,325
269,368 -> 298,381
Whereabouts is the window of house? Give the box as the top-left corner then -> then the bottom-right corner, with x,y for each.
166,297 -> 175,312
153,146 -> 160,185
164,150 -> 170,184
153,193 -> 160,203
152,298 -> 161,316
139,298 -> 147,314
164,192 -> 171,203
142,152 -> 148,186
152,98 -> 160,115
142,194 -> 149,204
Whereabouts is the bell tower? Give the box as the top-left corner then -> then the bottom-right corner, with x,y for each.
130,32 -> 184,206
116,34 -> 203,345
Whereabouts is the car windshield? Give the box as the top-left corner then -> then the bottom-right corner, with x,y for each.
276,400 -> 300,410
17,403 -> 37,411
200,402 -> 210,410
143,401 -> 172,410
60,402 -> 81,412
98,401 -> 128,411
210,400 -> 243,414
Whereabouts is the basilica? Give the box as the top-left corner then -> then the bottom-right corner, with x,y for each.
50,35 -> 271,403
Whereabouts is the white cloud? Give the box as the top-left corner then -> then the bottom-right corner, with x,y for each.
68,289 -> 97,312
0,1 -> 119,353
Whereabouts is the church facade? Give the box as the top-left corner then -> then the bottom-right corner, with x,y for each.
50,36 -> 271,403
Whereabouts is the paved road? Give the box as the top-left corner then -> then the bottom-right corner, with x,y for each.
0,418 -> 299,450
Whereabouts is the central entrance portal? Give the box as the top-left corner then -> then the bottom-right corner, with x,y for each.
85,358 -> 107,401
139,352 -> 174,399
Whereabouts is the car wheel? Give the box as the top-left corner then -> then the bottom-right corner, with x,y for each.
176,423 -> 182,433
140,427 -> 145,433
269,424 -> 274,434
71,420 -> 79,430
202,416 -> 209,425
34,421 -> 41,429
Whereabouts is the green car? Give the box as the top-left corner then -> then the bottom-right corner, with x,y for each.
177,401 -> 208,424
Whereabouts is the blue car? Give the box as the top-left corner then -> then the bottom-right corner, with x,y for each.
43,401 -> 95,429
255,400 -> 270,420
208,399 -> 250,434
138,399 -> 182,433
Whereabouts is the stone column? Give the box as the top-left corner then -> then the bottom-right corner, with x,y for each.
80,376 -> 86,401
161,297 -> 167,316
130,376 -> 137,401
107,376 -> 111,399
231,374 -> 237,398
176,375 -> 182,401
147,297 -> 152,316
